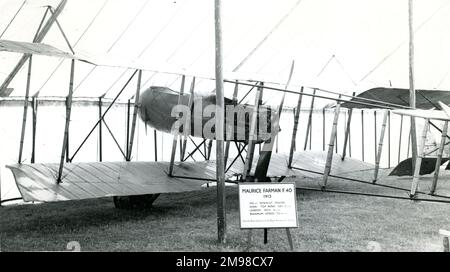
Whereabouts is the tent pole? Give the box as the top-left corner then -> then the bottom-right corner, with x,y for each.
215,0 -> 226,244
18,56 -> 32,163
57,59 -> 75,183
409,0 -> 418,165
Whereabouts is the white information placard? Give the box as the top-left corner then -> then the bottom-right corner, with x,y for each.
239,182 -> 298,229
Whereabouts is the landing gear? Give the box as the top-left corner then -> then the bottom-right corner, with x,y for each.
113,194 -> 160,209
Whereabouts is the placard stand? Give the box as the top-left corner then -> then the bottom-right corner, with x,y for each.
246,228 -> 294,251
240,182 -> 297,251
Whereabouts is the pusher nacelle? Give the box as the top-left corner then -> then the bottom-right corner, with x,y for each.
139,86 -> 279,143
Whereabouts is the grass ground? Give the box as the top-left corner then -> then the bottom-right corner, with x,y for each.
1,172 -> 449,252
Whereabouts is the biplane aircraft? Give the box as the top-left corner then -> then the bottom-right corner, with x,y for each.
0,37 -> 299,209
2,35 -> 450,208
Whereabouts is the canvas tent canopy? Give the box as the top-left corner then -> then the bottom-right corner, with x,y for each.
1,0 -> 450,204
0,0 -> 449,109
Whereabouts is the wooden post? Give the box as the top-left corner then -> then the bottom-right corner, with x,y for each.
98,97 -> 103,162
286,228 -> 294,251
410,119 -> 429,197
430,121 -> 448,194
321,104 -> 341,189
304,89 -> 316,150
246,229 -> 253,251
288,87 -> 304,168
31,96 -> 38,163
409,0 -> 418,166
242,83 -> 263,180
361,109 -> 365,161
373,110 -> 389,182
168,75 -> 185,176
215,0 -> 226,244
57,59 -> 75,183
18,56 -> 32,163
341,108 -> 354,161
127,70 -> 142,161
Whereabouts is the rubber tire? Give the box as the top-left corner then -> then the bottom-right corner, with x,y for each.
113,194 -> 159,209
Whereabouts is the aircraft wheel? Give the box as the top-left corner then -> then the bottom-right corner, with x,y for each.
113,194 -> 160,209
113,196 -> 133,209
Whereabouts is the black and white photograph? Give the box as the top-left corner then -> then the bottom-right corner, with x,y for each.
0,0 -> 449,256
